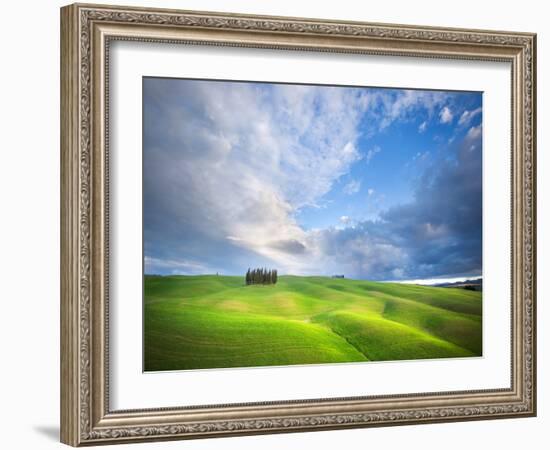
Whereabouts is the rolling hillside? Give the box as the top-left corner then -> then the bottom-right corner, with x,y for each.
144,275 -> 482,371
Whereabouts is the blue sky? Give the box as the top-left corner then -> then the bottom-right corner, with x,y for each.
143,78 -> 482,281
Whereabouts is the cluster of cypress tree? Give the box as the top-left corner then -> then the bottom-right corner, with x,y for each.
245,268 -> 278,285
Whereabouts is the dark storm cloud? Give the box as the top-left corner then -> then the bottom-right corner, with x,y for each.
314,126 -> 482,280
381,127 -> 482,278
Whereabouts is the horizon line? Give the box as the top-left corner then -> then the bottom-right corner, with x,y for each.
144,273 -> 483,284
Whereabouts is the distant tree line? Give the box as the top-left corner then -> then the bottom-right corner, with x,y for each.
246,268 -> 278,285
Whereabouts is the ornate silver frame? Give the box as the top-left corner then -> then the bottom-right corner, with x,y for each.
60,3 -> 536,446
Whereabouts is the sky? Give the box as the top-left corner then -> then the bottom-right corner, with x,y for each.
143,77 -> 483,282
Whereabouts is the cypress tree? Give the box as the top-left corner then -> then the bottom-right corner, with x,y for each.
245,267 -> 278,285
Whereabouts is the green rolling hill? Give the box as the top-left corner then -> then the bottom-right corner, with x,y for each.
144,275 -> 482,371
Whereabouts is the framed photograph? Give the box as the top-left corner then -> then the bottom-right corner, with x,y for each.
60,3 -> 537,446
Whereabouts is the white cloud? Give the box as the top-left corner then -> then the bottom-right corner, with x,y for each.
418,121 -> 427,133
144,256 -> 209,274
393,275 -> 481,285
305,227 -> 409,279
367,188 -> 375,196
366,145 -> 381,164
144,80 -> 370,273
339,215 -> 351,224
413,151 -> 430,161
375,90 -> 448,130
458,107 -> 482,125
466,124 -> 482,140
343,179 -> 361,195
439,106 -> 453,124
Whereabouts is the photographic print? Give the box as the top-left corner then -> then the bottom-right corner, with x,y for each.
143,77 -> 483,372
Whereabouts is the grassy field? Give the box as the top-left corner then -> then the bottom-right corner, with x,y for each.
144,275 -> 482,371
